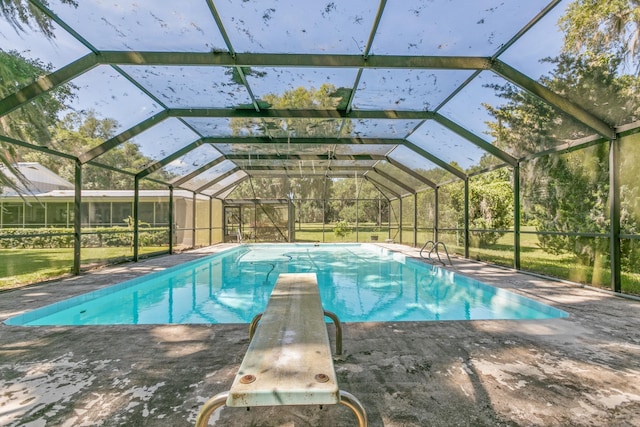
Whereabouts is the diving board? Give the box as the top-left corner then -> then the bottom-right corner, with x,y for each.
195,272 -> 367,426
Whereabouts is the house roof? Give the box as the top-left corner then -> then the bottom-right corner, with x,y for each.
0,162 -> 74,195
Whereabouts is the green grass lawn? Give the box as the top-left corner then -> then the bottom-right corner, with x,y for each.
455,229 -> 640,295
293,223 -> 387,243
0,246 -> 167,289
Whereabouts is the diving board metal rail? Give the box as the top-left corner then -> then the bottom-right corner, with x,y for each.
195,272 -> 367,426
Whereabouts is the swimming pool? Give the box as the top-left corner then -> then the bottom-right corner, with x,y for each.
5,244 -> 567,326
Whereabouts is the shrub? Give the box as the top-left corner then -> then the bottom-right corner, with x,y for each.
332,220 -> 351,239
0,227 -> 168,249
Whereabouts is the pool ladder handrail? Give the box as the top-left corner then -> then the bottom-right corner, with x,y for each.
420,240 -> 452,266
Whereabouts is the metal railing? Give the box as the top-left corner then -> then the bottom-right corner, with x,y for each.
420,240 -> 452,266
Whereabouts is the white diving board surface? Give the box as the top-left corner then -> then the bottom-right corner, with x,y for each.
195,273 -> 368,426
228,272 -> 338,406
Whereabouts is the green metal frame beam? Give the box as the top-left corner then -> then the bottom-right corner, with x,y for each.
520,133 -> 606,162
0,135 -> 77,161
371,168 -> 415,195
224,153 -> 386,161
491,60 -> 615,139
212,175 -> 250,198
248,172 -> 367,178
79,111 -> 171,164
0,54 -> 99,117
384,157 -> 437,188
432,113 -> 517,166
171,156 -> 226,186
513,163 -> 521,269
202,136 -> 403,145
364,175 -> 400,199
137,138 -> 208,179
98,51 -> 493,70
225,199 -> 290,204
610,138 -> 621,292
617,120 -> 640,137
251,172 -> 364,179
193,167 -> 241,193
73,159 -> 82,275
171,108 -> 435,120
241,165 -> 372,172
401,141 -> 467,180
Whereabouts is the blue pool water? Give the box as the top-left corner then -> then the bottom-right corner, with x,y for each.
5,244 -> 567,326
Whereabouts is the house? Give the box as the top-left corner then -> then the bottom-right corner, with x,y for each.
0,163 -> 221,247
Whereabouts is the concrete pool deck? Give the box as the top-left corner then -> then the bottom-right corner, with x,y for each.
1,243 -> 639,426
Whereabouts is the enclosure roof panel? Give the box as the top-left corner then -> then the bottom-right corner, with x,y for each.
202,170 -> 248,197
118,118 -> 201,165
0,0 -> 635,200
352,68 -> 475,112
374,160 -> 431,193
147,144 -> 222,182
212,0 -> 379,54
178,159 -> 237,192
345,119 -> 423,139
365,170 -> 409,197
56,65 -> 164,136
243,67 -> 357,108
407,121 -> 500,172
370,0 -> 552,56
388,145 -> 457,185
498,1 -> 567,80
119,66 -> 253,109
46,0 -> 227,52
0,11 -> 89,75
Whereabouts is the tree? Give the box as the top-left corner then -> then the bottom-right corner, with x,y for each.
559,0 -> 640,73
483,3 -> 640,269
18,110 -> 173,189
328,178 -> 385,224
0,0 -> 77,39
445,169 -> 514,246
231,82 -> 350,139
0,1 -> 78,193
229,83 -> 350,202
0,49 -> 73,193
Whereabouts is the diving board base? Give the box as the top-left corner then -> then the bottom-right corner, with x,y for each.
195,389 -> 368,427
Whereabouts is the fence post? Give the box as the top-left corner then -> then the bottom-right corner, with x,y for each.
610,138 -> 621,292
73,159 -> 82,275
168,186 -> 174,254
133,176 -> 140,261
513,163 -> 521,270
464,177 -> 469,259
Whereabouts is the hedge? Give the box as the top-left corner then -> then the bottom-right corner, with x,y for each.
0,227 -> 169,249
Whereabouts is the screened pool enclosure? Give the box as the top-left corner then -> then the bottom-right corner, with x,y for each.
0,0 -> 638,295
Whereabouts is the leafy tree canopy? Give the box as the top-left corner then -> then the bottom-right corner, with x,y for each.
0,0 -> 77,38
0,49 -> 73,193
18,110 -> 172,189
559,0 -> 640,73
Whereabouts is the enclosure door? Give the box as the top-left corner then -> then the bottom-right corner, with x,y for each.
224,206 -> 240,242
